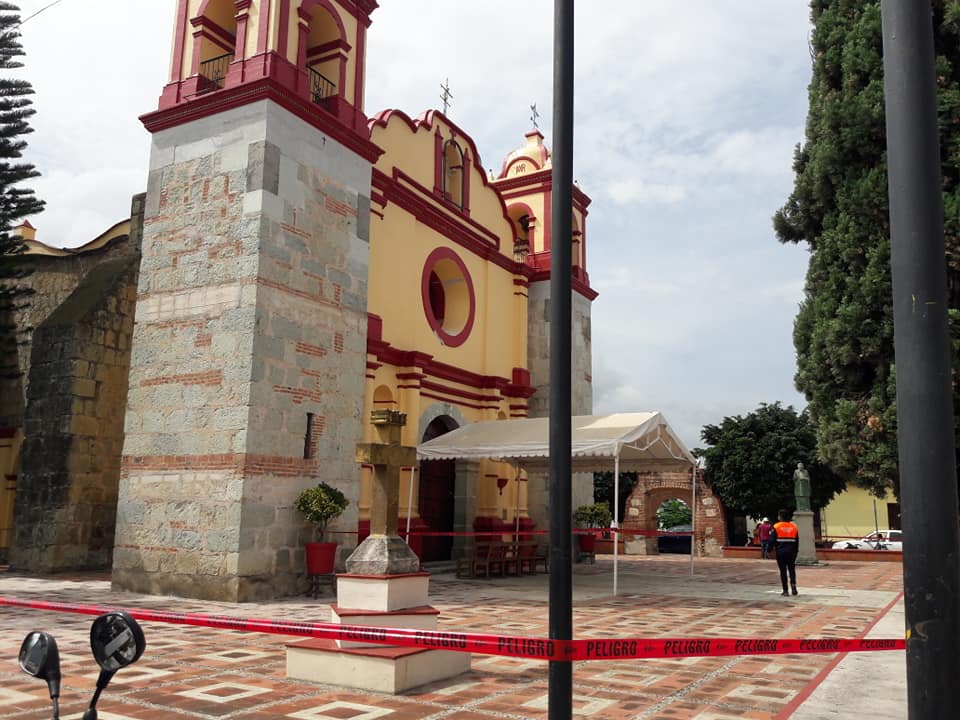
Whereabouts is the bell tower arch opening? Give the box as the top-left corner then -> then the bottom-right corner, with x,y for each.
193,0 -> 238,93
298,1 -> 349,105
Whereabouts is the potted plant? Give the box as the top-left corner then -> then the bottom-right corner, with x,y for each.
573,503 -> 613,560
295,482 -> 349,576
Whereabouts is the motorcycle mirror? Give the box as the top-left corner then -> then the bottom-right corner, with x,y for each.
90,610 -> 146,673
18,631 -> 62,705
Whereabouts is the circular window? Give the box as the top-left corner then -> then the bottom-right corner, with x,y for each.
421,247 -> 475,347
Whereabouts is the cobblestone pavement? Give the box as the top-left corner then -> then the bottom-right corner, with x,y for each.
0,556 -> 905,719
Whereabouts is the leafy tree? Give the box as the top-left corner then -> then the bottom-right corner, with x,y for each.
656,498 -> 692,529
700,402 -> 845,520
593,470 -> 637,522
774,0 -> 960,498
0,2 -> 43,379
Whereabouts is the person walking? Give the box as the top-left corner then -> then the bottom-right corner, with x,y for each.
758,517 -> 773,559
771,510 -> 799,596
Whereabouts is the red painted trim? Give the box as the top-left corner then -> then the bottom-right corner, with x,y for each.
420,247 -> 475,348
369,108 -> 520,232
191,16 -> 236,49
235,11 -> 250,59
366,339 -> 536,400
433,130 -> 443,195
419,390 -> 498,411
279,0 -> 290,57
420,380 -> 501,404
299,0 -> 348,43
462,147 -> 472,215
308,38 -> 351,57
171,0 -> 190,83
544,191 -> 552,252
354,21 -> 366,109
0,427 -> 17,438
141,75 -> 383,164
257,0 -> 271,54
390,169 -> 499,245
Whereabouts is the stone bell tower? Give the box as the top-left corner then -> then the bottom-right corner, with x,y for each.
113,0 -> 381,602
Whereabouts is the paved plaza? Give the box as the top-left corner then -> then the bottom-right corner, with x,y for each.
0,556 -> 906,719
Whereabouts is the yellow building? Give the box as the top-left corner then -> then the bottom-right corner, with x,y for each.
820,485 -> 900,541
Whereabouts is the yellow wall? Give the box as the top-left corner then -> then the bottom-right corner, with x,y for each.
360,112 -> 533,524
368,113 -> 524,383
821,484 -> 899,540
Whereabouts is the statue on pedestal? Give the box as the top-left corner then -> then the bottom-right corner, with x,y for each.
794,462 -> 811,512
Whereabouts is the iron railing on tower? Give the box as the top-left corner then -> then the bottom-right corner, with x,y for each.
198,52 -> 232,95
308,66 -> 336,107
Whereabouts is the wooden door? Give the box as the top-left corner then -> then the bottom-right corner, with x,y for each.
418,458 -> 455,562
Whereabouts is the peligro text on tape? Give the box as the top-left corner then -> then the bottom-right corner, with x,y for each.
0,595 -> 904,661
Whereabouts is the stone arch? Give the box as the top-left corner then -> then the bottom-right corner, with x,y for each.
622,470 -> 727,557
417,402 -> 468,441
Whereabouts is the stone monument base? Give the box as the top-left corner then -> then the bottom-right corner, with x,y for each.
284,570 -> 471,694
286,639 -> 471,693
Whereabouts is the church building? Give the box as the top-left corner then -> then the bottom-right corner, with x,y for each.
0,0 -> 598,601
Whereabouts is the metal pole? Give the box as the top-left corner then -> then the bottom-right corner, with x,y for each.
880,2 -> 960,717
613,453 -> 620,597
548,0 -> 574,717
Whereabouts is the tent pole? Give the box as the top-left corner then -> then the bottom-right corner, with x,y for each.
613,452 -> 620,596
405,466 -> 415,543
515,463 -> 521,539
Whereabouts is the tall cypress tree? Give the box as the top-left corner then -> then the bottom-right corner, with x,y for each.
775,0 -> 960,498
0,2 -> 43,379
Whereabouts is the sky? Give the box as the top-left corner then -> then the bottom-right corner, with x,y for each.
14,0 -> 812,451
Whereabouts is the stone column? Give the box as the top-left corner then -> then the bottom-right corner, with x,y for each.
347,410 -> 419,574
794,510 -> 818,565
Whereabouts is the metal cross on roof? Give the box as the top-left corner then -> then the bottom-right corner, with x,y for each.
530,103 -> 540,130
440,78 -> 454,115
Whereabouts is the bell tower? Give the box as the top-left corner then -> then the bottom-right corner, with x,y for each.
491,130 -> 596,418
114,0 -> 382,602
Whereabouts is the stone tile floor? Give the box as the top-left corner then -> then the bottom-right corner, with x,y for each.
0,556 -> 904,719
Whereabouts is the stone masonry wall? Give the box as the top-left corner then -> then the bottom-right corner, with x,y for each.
525,282 -> 594,533
0,206 -> 142,430
10,247 -> 141,571
115,101 -> 371,602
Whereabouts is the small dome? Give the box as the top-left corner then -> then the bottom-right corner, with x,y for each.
498,130 -> 552,179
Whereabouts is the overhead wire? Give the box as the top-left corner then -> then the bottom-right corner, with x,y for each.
17,0 -> 69,28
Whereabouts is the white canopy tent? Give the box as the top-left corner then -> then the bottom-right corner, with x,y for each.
417,412 -> 697,592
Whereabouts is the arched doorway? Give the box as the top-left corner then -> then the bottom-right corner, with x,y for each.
419,416 -> 457,562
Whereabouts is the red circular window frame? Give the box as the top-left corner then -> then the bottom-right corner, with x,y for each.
420,247 -> 476,348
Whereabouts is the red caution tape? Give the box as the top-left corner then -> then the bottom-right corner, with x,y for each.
0,596 -> 904,661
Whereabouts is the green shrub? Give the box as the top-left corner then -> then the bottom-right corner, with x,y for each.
295,482 -> 349,542
573,503 -> 613,529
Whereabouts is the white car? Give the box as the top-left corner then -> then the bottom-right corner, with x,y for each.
832,530 -> 902,551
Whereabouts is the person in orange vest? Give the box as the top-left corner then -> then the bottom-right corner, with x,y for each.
771,510 -> 799,596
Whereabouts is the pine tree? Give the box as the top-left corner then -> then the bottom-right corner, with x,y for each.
774,1 -> 960,497
0,2 -> 44,379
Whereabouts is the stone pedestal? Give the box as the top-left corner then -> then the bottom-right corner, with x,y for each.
285,410 -> 471,693
794,510 -> 818,565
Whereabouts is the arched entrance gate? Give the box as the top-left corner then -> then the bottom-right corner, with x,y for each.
622,470 -> 727,556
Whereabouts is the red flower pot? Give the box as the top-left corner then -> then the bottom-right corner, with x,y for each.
305,542 -> 337,575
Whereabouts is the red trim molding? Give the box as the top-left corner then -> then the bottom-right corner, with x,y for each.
143,73 -> 383,164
